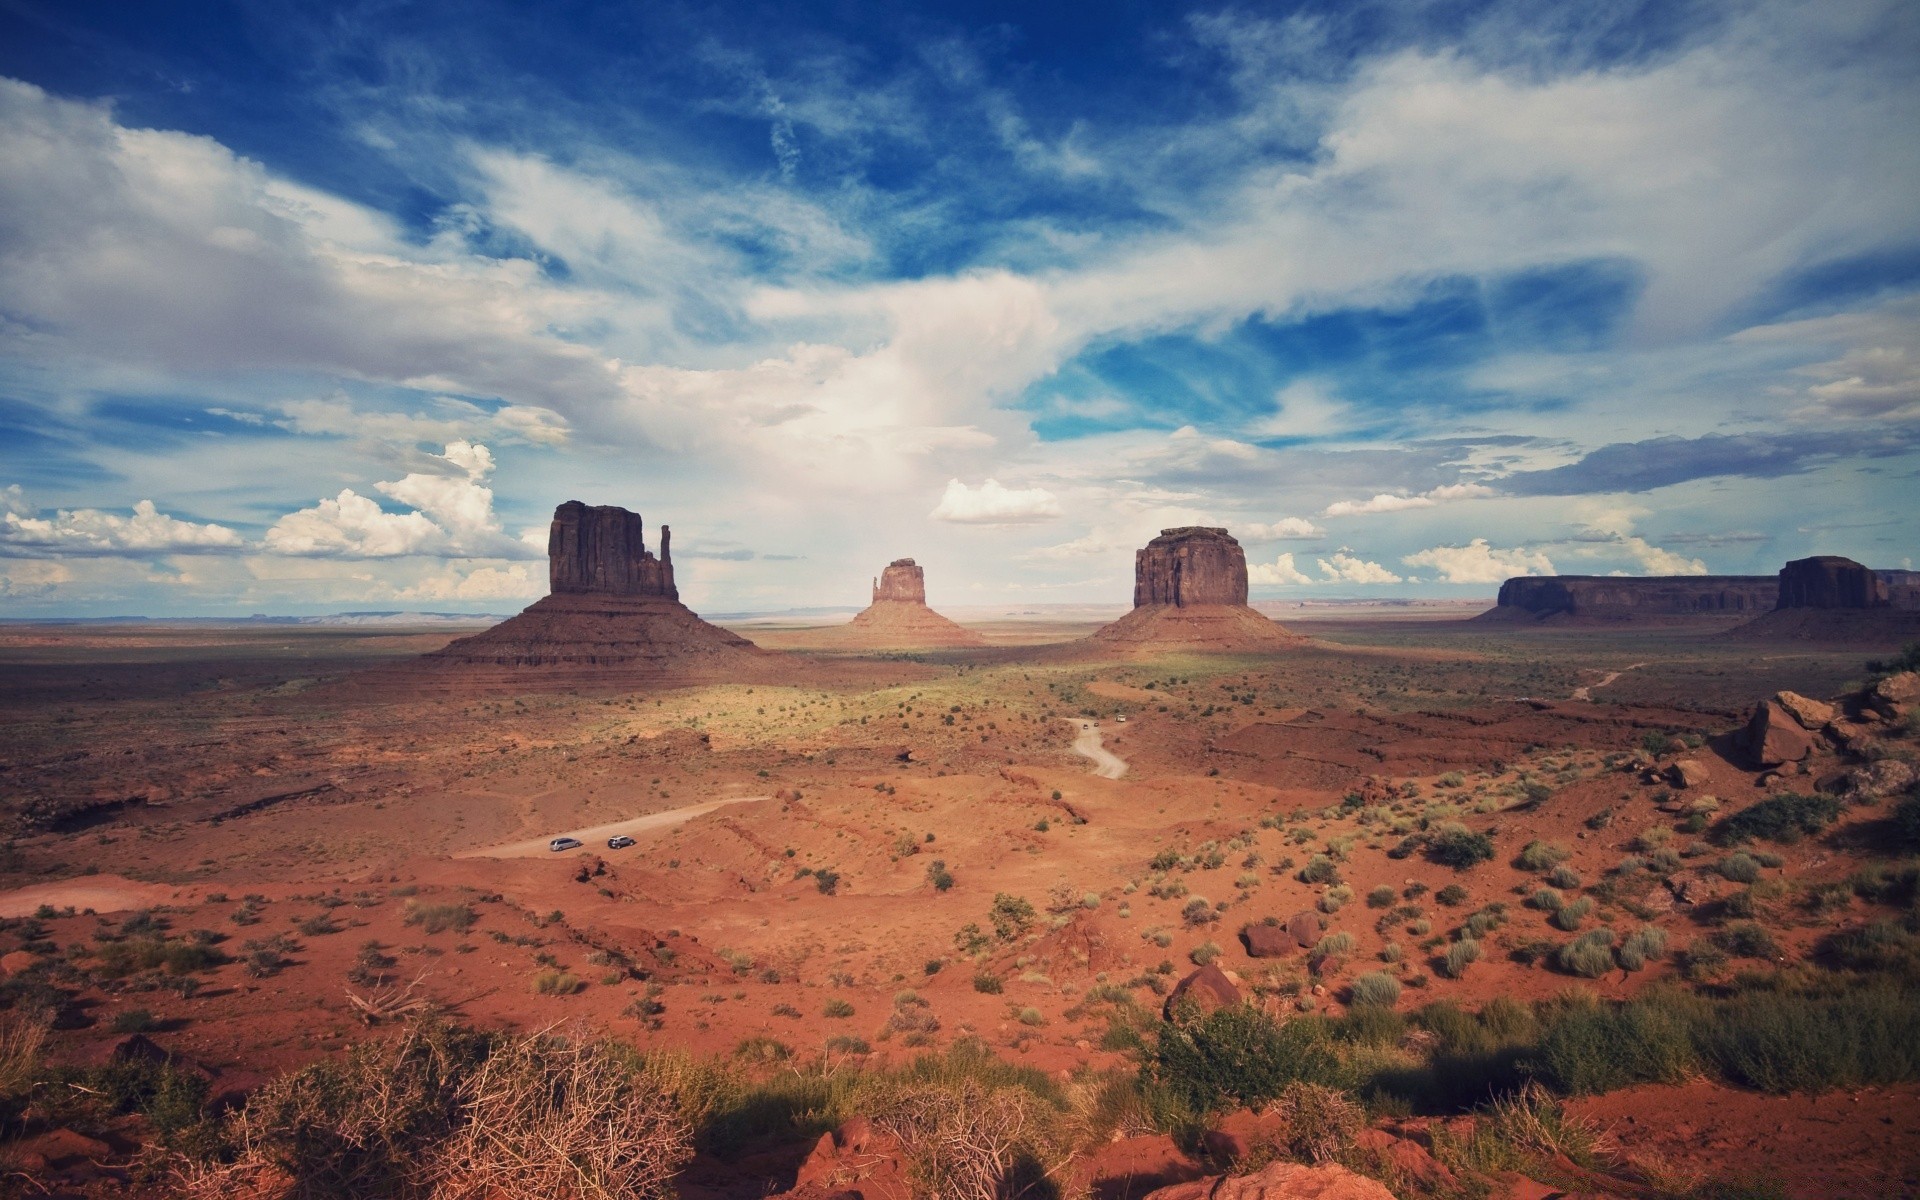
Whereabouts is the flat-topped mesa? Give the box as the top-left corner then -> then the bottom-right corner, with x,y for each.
549,500 -> 676,600
1488,575 -> 1777,622
1134,527 -> 1249,608
872,558 -> 926,605
1776,556 -> 1886,610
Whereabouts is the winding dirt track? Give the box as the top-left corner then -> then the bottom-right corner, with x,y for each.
1069,719 -> 1129,780
1572,662 -> 1646,701
456,795 -> 769,859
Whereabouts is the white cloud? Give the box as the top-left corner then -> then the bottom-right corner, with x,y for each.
1243,381 -> 1353,440
1241,517 -> 1325,540
1323,483 -> 1495,516
0,559 -> 72,597
1616,536 -> 1709,576
1249,552 -> 1315,585
1317,551 -> 1404,584
265,394 -> 571,447
1737,297 -> 1920,425
395,563 -> 541,601
929,478 -> 1062,524
0,493 -> 244,555
1403,538 -> 1555,584
263,441 -> 537,559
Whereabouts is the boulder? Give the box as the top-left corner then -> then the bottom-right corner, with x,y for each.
1241,924 -> 1296,958
1846,759 -> 1918,799
1666,759 -> 1711,789
1773,691 -> 1835,730
1776,556 -> 1887,609
1164,964 -> 1241,1020
1141,1161 -> 1396,1200
1743,700 -> 1815,767
1134,527 -> 1250,607
1867,671 -> 1920,719
871,559 -> 926,604
1286,911 -> 1322,949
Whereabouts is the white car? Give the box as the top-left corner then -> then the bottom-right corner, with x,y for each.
549,836 -> 583,852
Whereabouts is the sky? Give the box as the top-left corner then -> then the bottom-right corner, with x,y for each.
0,0 -> 1916,617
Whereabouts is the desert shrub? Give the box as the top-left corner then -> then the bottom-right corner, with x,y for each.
532,970 -> 583,996
1441,939 -> 1481,979
1828,920 -> 1920,975
402,902 -> 474,935
1550,897 -> 1593,932
823,999 -> 855,1019
1516,841 -> 1571,872
1529,888 -> 1564,912
1428,826 -> 1496,870
1267,1081 -> 1364,1164
1349,971 -> 1401,1008
873,1075 -> 1067,1200
1616,926 -> 1669,972
240,934 -> 298,978
110,1009 -> 159,1034
1435,884 -> 1469,906
1299,855 -> 1341,885
1016,1007 -> 1046,1027
1190,942 -> 1221,967
972,972 -> 1004,995
1312,932 -> 1356,959
1147,1004 -> 1341,1120
1318,886 -> 1352,914
92,935 -> 226,978
1465,906 -> 1506,938
1893,794 -> 1920,851
1713,922 -> 1782,960
1712,794 -> 1843,846
1546,864 -> 1582,890
1181,897 -> 1215,927
1718,852 -> 1762,883
813,869 -> 841,895
926,861 -> 954,892
1366,885 -> 1397,909
1556,929 -> 1616,977
990,894 -> 1036,941
1697,983 -> 1920,1092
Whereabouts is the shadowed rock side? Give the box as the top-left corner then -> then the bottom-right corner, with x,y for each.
817,558 -> 987,649
1480,575 -> 1777,623
1730,555 -> 1920,644
1090,528 -> 1297,653
410,501 -> 766,687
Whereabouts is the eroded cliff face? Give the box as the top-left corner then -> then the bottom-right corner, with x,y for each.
1492,576 -> 1777,620
1776,556 -> 1886,609
549,500 -> 676,600
1133,527 -> 1250,608
872,559 -> 926,605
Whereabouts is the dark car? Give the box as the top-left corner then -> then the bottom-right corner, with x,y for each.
607,834 -> 636,849
549,836 -> 583,852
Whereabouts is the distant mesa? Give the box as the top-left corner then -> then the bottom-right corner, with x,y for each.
1728,555 -> 1920,644
819,558 -> 986,650
1479,575 -> 1776,624
414,500 -> 765,686
1089,527 -> 1299,653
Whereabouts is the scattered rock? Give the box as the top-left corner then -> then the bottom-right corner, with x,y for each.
1847,759 -> 1917,799
1165,964 -> 1241,1019
1242,924 -> 1297,958
1666,759 -> 1711,788
1286,910 -> 1322,948
1772,691 -> 1835,730
1141,1160 -> 1396,1200
1669,870 -> 1723,906
1743,700 -> 1815,767
1353,1128 -> 1457,1190
1867,671 -> 1920,720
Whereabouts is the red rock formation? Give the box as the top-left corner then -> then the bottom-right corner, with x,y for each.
1483,575 -> 1776,622
871,558 -> 926,604
1141,1160 -> 1396,1200
1134,527 -> 1249,607
822,558 -> 985,649
1777,556 -> 1888,609
1164,963 -> 1241,1019
1088,527 -> 1297,654
409,501 -> 765,689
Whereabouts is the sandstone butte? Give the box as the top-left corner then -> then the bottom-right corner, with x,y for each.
412,500 -> 766,687
1726,554 -> 1920,644
818,558 -> 987,650
1089,527 -> 1299,653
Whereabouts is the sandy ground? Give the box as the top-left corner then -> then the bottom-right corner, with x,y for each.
455,795 -> 771,858
0,874 -> 192,917
1069,719 -> 1128,779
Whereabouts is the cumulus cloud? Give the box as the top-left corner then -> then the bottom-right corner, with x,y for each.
1249,552 -> 1315,585
1403,538 -> 1555,584
395,564 -> 541,601
929,478 -> 1062,524
262,395 -> 572,448
0,558 -> 72,597
1241,517 -> 1325,540
1317,551 -> 1404,584
0,489 -> 244,555
1323,483 -> 1493,517
263,441 -> 538,559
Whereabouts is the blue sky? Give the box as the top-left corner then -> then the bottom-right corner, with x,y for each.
0,0 -> 1915,615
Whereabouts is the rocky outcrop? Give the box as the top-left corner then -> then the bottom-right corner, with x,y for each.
821,558 -> 985,649
1740,699 -> 1818,767
1134,527 -> 1250,607
548,500 -> 676,599
1164,964 -> 1241,1019
1483,575 -> 1776,622
1141,1161 -> 1396,1200
1089,528 -> 1297,653
410,501 -> 765,689
1776,556 -> 1887,609
871,559 -> 926,604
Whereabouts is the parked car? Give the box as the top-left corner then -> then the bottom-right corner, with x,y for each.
549,836 -> 582,852
607,834 -> 636,849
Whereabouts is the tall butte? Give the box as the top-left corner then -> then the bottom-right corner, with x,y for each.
824,558 -> 986,649
417,500 -> 764,686
1088,527 -> 1298,653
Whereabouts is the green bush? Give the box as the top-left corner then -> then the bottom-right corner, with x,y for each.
1299,855 -> 1341,885
1894,794 -> 1920,852
1536,990 -> 1700,1094
1441,939 -> 1481,979
1428,827 -> 1495,870
823,999 -> 855,1018
402,902 -> 474,935
972,971 -> 1003,995
1516,841 -> 1571,872
1435,884 -> 1469,906
1617,926 -> 1668,972
1550,897 -> 1593,932
1529,888 -> 1564,912
989,893 -> 1035,941
1718,852 -> 1762,883
1367,885 -> 1396,909
1349,971 -> 1402,1008
1712,794 -> 1843,846
1557,929 -> 1617,977
1148,1004 -> 1341,1119
1699,984 -> 1920,1092
926,861 -> 954,892
1547,864 -> 1582,890
531,969 -> 582,996
1714,922 -> 1782,960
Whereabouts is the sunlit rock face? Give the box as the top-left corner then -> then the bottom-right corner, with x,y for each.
1776,556 -> 1886,610
548,500 -> 677,600
1132,527 -> 1249,608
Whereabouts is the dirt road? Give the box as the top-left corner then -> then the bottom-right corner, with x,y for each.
1573,663 -> 1646,701
1069,719 -> 1128,780
456,795 -> 769,859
